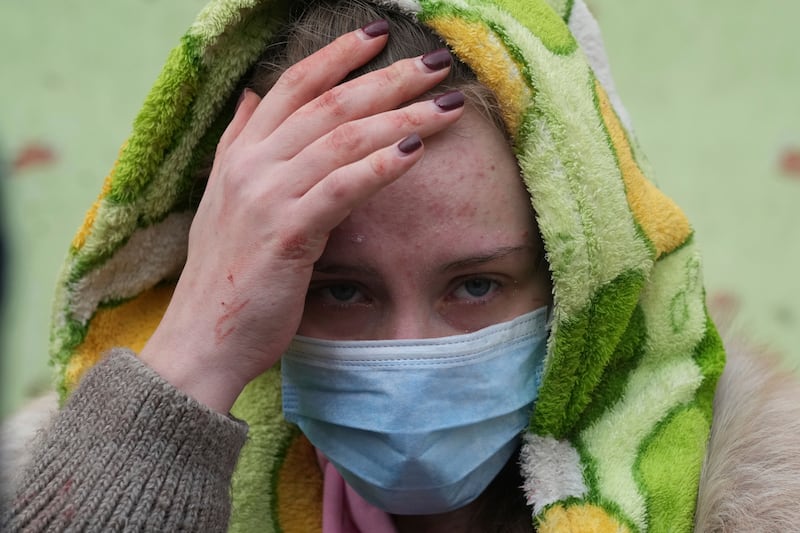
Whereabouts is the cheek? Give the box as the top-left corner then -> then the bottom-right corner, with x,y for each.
439,279 -> 550,334
297,300 -> 378,340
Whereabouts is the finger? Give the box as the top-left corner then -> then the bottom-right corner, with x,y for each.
242,23 -> 390,140
267,49 -> 454,159
295,133 -> 426,234
286,91 -> 465,195
217,89 -> 262,152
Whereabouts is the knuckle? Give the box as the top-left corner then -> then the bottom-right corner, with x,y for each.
323,174 -> 353,202
369,153 -> 391,179
379,61 -> 405,88
327,123 -> 363,153
391,107 -> 425,129
316,87 -> 349,118
278,61 -> 311,89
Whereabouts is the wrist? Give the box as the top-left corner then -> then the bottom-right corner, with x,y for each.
139,339 -> 246,414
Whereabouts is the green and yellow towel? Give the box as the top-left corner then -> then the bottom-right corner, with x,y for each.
50,0 -> 725,531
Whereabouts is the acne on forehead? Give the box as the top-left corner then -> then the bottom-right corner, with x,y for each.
348,233 -> 367,244
330,107 -> 534,247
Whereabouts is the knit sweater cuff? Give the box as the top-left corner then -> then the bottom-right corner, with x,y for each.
6,348 -> 249,532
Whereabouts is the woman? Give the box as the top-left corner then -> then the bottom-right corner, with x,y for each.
4,0 -> 800,531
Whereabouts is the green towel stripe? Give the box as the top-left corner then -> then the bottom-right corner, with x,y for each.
636,404 -> 710,533
691,313 -> 726,422
109,34 -> 204,203
51,315 -> 89,401
571,439 -> 642,532
531,270 -> 645,437
580,356 -> 704,530
638,243 -> 707,362
483,0 -> 577,55
65,8 -> 280,284
230,367 -> 297,533
177,97 -> 238,210
561,270 -> 647,430
574,304 -> 647,431
60,35 -> 205,284
65,207 -> 138,284
542,0 -> 574,21
572,243 -> 709,529
519,68 -> 652,320
136,8 -> 279,225
188,0 -> 265,47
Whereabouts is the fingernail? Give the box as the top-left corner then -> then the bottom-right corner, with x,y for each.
421,48 -> 452,71
361,19 -> 389,38
434,90 -> 464,111
398,133 -> 422,155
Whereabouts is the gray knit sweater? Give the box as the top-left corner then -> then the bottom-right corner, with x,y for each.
3,349 -> 248,532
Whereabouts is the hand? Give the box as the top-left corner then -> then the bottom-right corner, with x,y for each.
139,24 -> 465,412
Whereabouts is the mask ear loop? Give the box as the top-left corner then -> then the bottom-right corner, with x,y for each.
544,305 -> 554,331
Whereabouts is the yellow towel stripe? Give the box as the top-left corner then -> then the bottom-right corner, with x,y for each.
71,171 -> 114,251
425,15 -> 530,135
538,503 -> 631,533
595,80 -> 690,258
276,434 -> 323,532
64,284 -> 173,391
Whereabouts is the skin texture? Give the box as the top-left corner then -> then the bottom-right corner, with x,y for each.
299,107 -> 550,341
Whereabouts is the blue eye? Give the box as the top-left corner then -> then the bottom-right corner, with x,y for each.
463,278 -> 492,297
328,284 -> 359,302
451,278 -> 499,301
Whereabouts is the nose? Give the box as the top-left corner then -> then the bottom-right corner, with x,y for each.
378,305 -> 449,340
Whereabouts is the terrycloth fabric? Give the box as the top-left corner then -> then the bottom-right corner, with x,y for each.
49,0 -> 725,531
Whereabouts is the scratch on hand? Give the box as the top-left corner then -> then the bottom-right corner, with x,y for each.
215,299 -> 250,344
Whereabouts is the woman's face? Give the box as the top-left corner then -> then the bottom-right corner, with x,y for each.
298,107 -> 551,340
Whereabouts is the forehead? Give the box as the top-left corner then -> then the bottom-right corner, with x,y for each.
333,107 -> 533,245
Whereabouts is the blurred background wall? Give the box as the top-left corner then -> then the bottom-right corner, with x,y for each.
1,0 -> 798,418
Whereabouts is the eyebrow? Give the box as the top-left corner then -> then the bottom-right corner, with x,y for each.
312,262 -> 381,277
440,245 -> 535,273
312,245 -> 537,277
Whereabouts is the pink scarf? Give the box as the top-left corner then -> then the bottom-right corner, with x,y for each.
317,450 -> 398,533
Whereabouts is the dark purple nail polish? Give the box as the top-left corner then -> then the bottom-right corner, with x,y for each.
398,133 -> 422,155
361,19 -> 389,38
434,90 -> 465,111
421,48 -> 452,71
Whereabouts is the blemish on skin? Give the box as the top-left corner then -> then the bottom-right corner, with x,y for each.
215,299 -> 250,345
350,233 -> 366,244
280,235 -> 310,259
457,202 -> 477,217
227,272 -> 235,285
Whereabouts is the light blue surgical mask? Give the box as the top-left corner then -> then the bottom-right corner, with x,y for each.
281,307 -> 549,515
